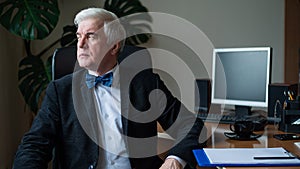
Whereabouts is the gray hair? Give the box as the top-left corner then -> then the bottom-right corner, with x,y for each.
74,7 -> 126,47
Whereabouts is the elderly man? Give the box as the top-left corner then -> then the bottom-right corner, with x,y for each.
13,7 -> 206,169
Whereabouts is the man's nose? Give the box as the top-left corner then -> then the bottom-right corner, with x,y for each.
78,37 -> 87,48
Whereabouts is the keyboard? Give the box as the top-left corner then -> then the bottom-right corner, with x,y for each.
197,112 -> 236,124
197,112 -> 269,131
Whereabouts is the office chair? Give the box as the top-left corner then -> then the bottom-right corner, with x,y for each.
51,45 -> 152,80
52,46 -> 78,80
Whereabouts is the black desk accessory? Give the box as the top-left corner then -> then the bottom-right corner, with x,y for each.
273,134 -> 300,140
224,118 -> 263,140
279,93 -> 300,134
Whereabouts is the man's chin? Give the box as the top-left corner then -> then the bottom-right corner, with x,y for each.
78,63 -> 97,71
78,63 -> 90,69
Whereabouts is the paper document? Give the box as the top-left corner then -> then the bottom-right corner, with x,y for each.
193,147 -> 300,167
204,147 -> 299,164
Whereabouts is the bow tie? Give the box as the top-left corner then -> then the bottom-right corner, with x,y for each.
85,72 -> 113,88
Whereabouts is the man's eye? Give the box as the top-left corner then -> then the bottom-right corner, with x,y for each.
87,34 -> 97,40
76,35 -> 82,40
76,33 -> 98,41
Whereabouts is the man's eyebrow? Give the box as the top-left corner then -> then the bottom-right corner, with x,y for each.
76,32 -> 96,35
86,32 -> 96,36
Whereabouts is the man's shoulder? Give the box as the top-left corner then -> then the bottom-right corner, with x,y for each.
51,69 -> 86,88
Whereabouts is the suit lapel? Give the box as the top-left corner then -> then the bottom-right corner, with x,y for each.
117,46 -> 153,137
72,70 -> 102,145
118,65 -> 130,136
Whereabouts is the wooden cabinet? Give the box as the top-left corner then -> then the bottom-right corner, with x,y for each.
284,0 -> 300,84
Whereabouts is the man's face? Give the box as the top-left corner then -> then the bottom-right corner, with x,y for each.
76,18 -> 111,71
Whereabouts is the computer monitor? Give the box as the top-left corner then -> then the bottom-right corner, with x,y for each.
211,47 -> 271,117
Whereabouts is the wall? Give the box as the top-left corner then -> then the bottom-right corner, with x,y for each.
0,0 -> 285,168
0,26 -> 30,169
141,0 -> 285,110
142,0 -> 284,82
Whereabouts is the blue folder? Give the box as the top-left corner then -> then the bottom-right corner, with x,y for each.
193,148 -> 300,167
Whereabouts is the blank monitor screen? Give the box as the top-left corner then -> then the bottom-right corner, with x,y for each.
211,47 -> 271,115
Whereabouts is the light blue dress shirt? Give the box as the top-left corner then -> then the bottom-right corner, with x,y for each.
89,66 -> 186,168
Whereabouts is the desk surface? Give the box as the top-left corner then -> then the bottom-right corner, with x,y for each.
197,123 -> 300,169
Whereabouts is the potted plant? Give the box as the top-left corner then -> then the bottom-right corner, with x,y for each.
0,0 -> 151,116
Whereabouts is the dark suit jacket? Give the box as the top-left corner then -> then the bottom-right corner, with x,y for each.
13,62 -> 206,169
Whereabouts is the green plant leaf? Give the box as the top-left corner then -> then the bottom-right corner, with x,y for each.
60,25 -> 77,47
18,56 -> 50,113
104,0 -> 148,16
104,0 -> 152,45
0,0 -> 59,40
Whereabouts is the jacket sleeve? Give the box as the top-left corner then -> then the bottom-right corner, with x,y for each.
13,82 -> 60,169
153,73 -> 207,168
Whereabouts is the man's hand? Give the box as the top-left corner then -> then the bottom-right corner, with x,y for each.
159,158 -> 183,169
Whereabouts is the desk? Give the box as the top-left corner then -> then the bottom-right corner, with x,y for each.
197,123 -> 300,169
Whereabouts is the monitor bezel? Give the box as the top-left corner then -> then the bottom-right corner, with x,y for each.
211,47 -> 271,108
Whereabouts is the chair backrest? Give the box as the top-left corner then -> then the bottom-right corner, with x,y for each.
52,46 -> 78,80
52,45 -> 151,80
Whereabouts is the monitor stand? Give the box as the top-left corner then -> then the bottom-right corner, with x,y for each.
235,105 -> 268,130
235,105 -> 252,119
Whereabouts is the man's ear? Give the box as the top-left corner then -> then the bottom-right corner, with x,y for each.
111,42 -> 121,55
